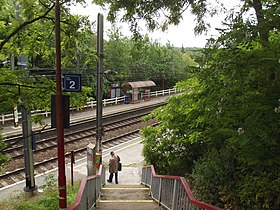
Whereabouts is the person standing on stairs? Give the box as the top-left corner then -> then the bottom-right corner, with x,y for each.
107,151 -> 120,184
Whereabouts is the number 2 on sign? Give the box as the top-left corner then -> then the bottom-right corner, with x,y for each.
69,80 -> 75,89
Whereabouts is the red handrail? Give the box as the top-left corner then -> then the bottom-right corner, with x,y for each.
145,165 -> 223,210
67,165 -> 104,210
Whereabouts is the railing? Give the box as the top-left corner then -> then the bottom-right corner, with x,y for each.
67,165 -> 106,210
0,88 -> 179,125
141,165 -> 222,210
149,88 -> 178,98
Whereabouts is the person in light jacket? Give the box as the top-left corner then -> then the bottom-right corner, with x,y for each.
107,151 -> 120,184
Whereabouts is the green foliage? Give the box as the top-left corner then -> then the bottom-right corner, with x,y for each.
0,0 -> 96,74
0,0 -> 97,118
0,174 -> 81,210
192,145 -> 280,209
0,68 -> 55,113
238,172 -> 280,209
105,28 -> 197,88
191,146 -> 241,208
141,94 -> 207,176
41,174 -> 56,190
92,0 -> 221,35
0,128 -> 9,171
0,68 -> 19,113
141,9 -> 280,209
68,86 -> 93,108
0,67 -> 93,128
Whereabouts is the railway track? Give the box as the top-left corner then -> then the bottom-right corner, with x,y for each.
0,127 -> 148,187
0,103 -> 163,188
3,117 -> 145,160
3,102 -> 164,146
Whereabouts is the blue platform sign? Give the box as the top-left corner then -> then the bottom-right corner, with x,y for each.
63,74 -> 82,92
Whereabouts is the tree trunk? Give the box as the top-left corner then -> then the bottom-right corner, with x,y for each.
252,0 -> 269,46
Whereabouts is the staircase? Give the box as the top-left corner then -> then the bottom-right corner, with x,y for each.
94,184 -> 165,210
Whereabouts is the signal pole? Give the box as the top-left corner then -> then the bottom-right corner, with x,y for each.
96,13 -> 104,155
55,0 -> 67,208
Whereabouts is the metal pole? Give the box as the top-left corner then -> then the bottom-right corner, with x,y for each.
71,151 -> 74,186
22,105 -> 37,193
55,0 -> 66,208
11,1 -> 18,127
10,56 -> 19,127
96,13 -> 104,155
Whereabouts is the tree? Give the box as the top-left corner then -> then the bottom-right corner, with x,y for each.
142,31 -> 280,208
92,0 -> 219,35
93,0 -> 279,47
0,0 -> 87,53
104,26 -> 132,79
0,0 -> 97,114
0,68 -> 92,120
0,0 -> 98,79
104,29 -> 197,88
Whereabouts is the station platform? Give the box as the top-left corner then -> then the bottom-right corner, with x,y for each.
0,95 -> 174,207
2,94 -> 172,136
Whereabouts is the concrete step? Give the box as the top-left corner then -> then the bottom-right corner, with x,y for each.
94,184 -> 165,210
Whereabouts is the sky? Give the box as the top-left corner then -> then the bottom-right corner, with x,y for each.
70,1 -> 228,48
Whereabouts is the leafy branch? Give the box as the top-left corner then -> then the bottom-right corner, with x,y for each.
0,4 -> 55,51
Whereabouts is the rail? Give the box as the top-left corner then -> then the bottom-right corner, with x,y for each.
67,165 -> 106,210
141,165 -> 222,210
0,88 -> 179,125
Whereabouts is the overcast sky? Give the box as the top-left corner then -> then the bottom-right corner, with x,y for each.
70,1 -> 229,48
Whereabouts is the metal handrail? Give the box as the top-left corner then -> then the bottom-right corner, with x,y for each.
67,165 -> 106,210
141,165 -> 223,210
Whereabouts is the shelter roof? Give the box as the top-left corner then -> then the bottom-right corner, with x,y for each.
122,80 -> 156,89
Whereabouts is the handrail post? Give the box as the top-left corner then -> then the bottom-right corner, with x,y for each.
144,167 -> 147,184
158,178 -> 162,206
171,180 -> 178,210
149,168 -> 153,196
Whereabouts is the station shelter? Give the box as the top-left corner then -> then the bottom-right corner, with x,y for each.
109,83 -> 121,98
122,80 -> 156,104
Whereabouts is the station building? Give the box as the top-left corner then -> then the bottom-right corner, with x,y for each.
122,80 -> 156,104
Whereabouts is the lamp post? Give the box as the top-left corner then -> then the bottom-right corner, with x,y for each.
95,15 -> 119,156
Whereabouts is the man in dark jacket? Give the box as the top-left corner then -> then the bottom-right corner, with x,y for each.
107,151 -> 120,184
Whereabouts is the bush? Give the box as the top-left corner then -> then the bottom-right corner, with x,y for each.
192,144 -> 280,210
0,175 -> 81,210
191,145 -> 241,208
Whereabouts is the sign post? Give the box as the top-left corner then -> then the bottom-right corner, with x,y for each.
55,1 -> 67,208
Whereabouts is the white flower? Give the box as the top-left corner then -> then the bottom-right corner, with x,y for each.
275,107 -> 280,113
238,127 -> 244,135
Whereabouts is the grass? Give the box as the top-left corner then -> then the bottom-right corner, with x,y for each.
0,174 -> 81,210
